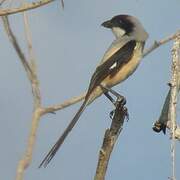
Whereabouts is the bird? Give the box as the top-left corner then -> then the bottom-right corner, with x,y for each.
39,14 -> 149,168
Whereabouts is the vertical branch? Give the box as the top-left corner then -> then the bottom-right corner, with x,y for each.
151,31 -> 180,139
23,11 -> 41,108
15,12 -> 43,180
169,35 -> 180,180
15,109 -> 43,180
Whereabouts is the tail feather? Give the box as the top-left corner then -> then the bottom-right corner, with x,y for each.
39,100 -> 88,168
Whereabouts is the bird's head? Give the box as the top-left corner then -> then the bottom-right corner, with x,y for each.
101,14 -> 148,41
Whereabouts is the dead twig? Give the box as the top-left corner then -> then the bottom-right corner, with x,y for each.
143,30 -> 180,58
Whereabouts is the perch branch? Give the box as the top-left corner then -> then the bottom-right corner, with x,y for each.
94,97 -> 128,180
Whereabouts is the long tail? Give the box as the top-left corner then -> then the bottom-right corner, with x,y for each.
39,99 -> 88,168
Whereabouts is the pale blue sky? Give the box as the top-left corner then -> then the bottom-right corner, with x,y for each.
0,0 -> 180,180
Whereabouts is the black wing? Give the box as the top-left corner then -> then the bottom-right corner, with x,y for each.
87,40 -> 136,96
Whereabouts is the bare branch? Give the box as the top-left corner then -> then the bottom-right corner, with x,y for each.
0,0 -> 56,16
94,98 -> 127,180
23,11 -> 41,107
43,92 -> 86,114
169,36 -> 180,180
143,30 -> 180,58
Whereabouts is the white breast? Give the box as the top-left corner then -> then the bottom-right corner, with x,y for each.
112,27 -> 126,38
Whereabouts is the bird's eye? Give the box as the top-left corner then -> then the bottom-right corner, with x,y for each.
119,20 -> 122,23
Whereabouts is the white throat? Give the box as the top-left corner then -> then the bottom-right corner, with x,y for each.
112,27 -> 126,38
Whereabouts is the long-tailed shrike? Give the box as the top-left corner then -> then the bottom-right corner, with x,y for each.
39,14 -> 148,167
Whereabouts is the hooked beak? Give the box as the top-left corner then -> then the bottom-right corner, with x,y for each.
101,20 -> 112,28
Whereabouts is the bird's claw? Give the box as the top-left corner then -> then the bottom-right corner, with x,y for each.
115,96 -> 126,106
123,106 -> 129,121
109,110 -> 115,119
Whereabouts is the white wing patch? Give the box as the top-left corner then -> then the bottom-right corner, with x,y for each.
109,62 -> 117,70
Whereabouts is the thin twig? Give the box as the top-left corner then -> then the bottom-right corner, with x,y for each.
143,30 -> 180,58
0,0 -> 56,16
42,92 -> 86,114
2,16 -> 34,81
23,11 -> 41,107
